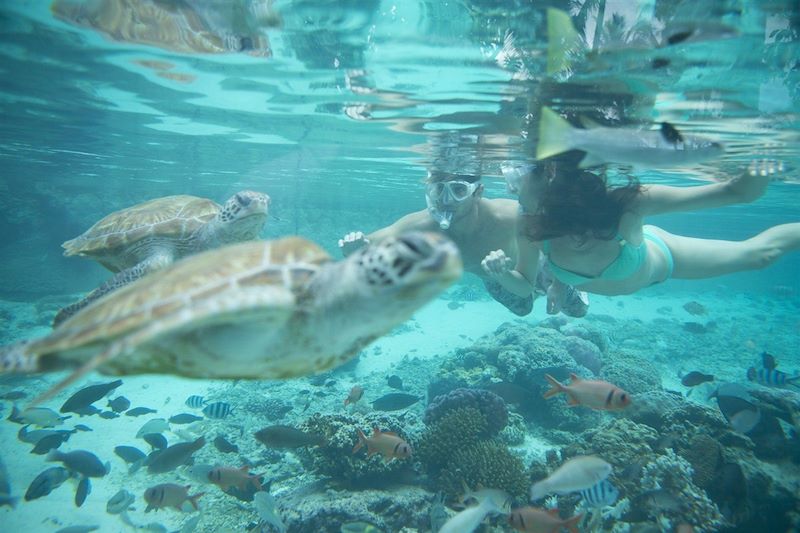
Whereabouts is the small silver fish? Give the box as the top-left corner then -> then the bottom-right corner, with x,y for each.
254,491 -> 287,532
136,418 -> 170,438
530,455 -> 612,501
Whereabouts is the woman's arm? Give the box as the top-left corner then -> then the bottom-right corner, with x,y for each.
634,164 -> 772,217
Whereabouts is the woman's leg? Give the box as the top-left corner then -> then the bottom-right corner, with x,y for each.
652,223 -> 800,279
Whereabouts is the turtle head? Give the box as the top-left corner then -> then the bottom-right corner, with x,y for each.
354,231 -> 462,299
216,190 -> 270,242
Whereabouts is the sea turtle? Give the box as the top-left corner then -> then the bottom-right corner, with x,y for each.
1,231 -> 461,405
54,191 -> 271,326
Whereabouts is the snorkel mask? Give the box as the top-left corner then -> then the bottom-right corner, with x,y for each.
501,162 -> 536,214
500,162 -> 535,195
425,177 -> 479,229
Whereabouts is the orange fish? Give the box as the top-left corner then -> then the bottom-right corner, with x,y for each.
344,386 -> 364,407
543,373 -> 630,410
143,483 -> 204,512
509,506 -> 582,533
207,465 -> 262,492
352,428 -> 412,462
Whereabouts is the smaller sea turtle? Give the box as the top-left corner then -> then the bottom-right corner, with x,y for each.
1,232 -> 461,406
54,191 -> 270,326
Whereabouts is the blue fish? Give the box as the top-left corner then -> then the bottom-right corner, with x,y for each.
202,402 -> 233,419
579,479 -> 619,508
747,367 -> 799,387
185,396 -> 206,409
75,476 -> 91,507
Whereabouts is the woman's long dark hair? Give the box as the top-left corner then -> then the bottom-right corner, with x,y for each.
523,154 -> 642,242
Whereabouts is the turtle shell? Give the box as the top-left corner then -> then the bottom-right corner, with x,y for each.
62,195 -> 220,259
33,237 -> 331,378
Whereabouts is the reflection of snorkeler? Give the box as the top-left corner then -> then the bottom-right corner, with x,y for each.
338,170 -> 589,318
51,0 -> 276,55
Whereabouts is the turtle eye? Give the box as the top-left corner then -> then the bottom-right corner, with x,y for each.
397,233 -> 432,258
236,193 -> 251,206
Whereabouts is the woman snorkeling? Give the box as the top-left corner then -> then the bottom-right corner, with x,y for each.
482,154 -> 800,304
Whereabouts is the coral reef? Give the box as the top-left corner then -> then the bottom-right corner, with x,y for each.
430,322 -> 605,432
279,486 -> 433,533
622,389 -> 686,430
295,412 -> 415,488
417,390 -> 527,501
600,350 -> 662,395
417,407 -> 488,468
499,412 -> 526,446
436,439 -> 529,501
638,449 -> 724,532
424,388 -> 508,435
562,335 -> 603,375
681,434 -> 722,489
561,322 -> 609,354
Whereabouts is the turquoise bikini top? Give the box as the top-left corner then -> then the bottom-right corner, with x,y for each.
541,234 -> 646,286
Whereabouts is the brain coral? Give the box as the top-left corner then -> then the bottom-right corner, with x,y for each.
600,350 -> 662,394
424,388 -> 508,435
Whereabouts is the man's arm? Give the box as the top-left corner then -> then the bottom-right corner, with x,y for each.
339,210 -> 431,257
481,233 -> 540,299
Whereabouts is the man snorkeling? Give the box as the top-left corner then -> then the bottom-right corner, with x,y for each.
339,169 -> 588,317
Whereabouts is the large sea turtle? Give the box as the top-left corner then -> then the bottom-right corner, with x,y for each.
54,191 -> 271,326
1,232 -> 461,405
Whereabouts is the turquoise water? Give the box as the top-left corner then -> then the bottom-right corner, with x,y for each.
0,1 -> 798,532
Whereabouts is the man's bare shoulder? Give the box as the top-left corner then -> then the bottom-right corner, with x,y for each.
367,209 -> 437,241
481,198 -> 519,222
392,210 -> 438,231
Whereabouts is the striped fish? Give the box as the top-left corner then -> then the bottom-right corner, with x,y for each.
185,396 -> 206,409
202,402 -> 233,419
747,367 -> 799,388
579,479 -> 619,508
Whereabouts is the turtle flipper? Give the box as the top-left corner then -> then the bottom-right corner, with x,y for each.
0,340 -> 39,373
53,253 -> 173,327
28,343 -> 124,408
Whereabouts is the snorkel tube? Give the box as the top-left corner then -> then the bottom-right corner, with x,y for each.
425,193 -> 454,229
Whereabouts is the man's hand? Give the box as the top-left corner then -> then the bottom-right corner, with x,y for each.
338,231 -> 370,257
481,249 -> 513,278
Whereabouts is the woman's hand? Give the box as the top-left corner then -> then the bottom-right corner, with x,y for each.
729,159 -> 782,202
481,249 -> 514,278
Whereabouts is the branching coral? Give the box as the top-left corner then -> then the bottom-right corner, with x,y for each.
417,407 -> 488,469
640,449 -> 723,532
437,440 -> 529,501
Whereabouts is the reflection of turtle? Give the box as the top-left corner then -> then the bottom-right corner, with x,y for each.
54,191 -> 270,326
51,0 -> 276,56
2,232 -> 462,405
